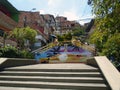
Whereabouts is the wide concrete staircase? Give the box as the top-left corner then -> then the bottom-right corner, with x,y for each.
0,63 -> 110,90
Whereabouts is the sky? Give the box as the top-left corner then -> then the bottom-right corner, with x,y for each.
8,0 -> 94,25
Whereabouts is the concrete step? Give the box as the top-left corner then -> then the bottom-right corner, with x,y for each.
0,86 -> 60,90
0,71 -> 102,77
0,76 -> 105,83
3,63 -> 98,70
0,81 -> 108,90
0,64 -> 109,90
3,68 -> 100,72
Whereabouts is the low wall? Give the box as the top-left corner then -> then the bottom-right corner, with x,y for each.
0,58 -> 37,69
87,56 -> 120,90
95,56 -> 120,90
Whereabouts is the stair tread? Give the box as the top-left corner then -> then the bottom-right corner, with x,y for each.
0,76 -> 104,80
0,71 -> 101,74
4,68 -> 99,72
0,86 -> 60,90
5,63 -> 98,70
0,81 -> 107,87
0,63 -> 109,89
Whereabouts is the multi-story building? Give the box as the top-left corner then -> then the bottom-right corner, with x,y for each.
17,12 -> 57,49
17,11 -> 48,48
55,16 -> 67,34
0,0 -> 19,46
39,14 -> 56,36
0,0 -> 81,48
35,14 -> 56,48
0,0 -> 19,32
55,16 -> 81,35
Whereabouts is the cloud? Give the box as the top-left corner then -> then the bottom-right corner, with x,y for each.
48,0 -> 61,7
63,11 -> 90,25
63,11 -> 79,21
79,14 -> 95,20
62,8 -> 79,20
39,10 -> 45,14
78,15 -> 95,25
48,0 -> 54,6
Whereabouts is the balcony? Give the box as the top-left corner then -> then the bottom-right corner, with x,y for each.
0,11 -> 17,31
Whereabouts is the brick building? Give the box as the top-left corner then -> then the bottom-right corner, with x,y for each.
17,11 -> 47,48
41,14 -> 56,35
55,16 -> 81,35
17,11 -> 57,49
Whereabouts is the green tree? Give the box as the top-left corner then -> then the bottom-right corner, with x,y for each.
72,27 -> 85,36
9,27 -> 37,49
24,27 -> 37,46
9,28 -> 24,49
102,33 -> 120,62
57,35 -> 64,42
64,32 -> 72,41
89,0 -> 120,62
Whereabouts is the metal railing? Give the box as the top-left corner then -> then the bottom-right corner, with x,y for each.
31,43 -> 55,53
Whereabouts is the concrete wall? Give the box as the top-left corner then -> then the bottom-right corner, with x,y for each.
87,56 -> 120,90
0,58 -> 37,69
95,56 -> 120,90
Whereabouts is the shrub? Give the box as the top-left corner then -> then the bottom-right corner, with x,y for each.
0,46 -> 34,59
21,50 -> 34,59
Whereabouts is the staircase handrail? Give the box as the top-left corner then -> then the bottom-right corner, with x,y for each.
31,43 -> 56,53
